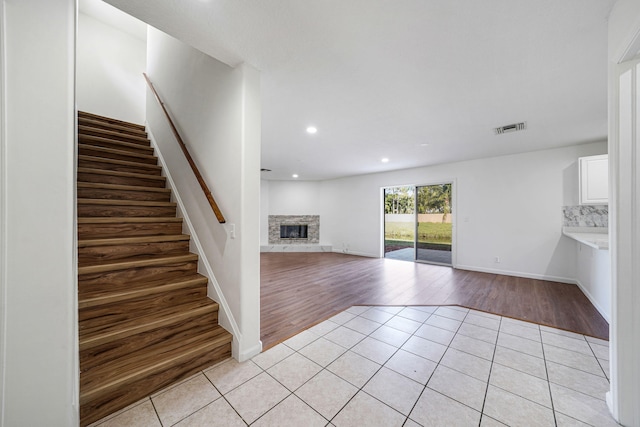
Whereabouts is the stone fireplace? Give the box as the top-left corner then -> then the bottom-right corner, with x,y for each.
268,215 -> 319,244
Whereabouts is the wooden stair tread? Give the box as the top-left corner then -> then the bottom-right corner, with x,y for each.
79,274 -> 207,309
78,198 -> 174,207
79,134 -> 155,153
78,216 -> 182,224
79,300 -> 216,348
78,168 -> 166,182
78,234 -> 190,247
78,155 -> 162,172
79,117 -> 148,137
78,125 -> 150,144
78,111 -> 146,131
78,253 -> 198,275
79,326 -> 231,404
78,143 -> 157,162
77,182 -> 171,194
79,271 -> 203,298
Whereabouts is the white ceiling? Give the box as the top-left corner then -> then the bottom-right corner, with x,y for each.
101,0 -> 616,181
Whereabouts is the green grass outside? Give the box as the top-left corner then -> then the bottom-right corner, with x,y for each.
385,222 -> 452,244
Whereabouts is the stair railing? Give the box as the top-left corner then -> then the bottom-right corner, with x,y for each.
143,73 -> 226,223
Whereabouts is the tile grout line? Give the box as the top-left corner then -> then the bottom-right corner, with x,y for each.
202,368 -> 251,426
148,395 -> 164,426
477,313 -> 501,427
258,349 -> 328,424
540,324 -> 559,427
90,397 -> 156,427
376,308 -> 440,424
324,306 -> 414,425
270,310 -> 409,426
402,307 -> 470,426
542,341 -> 610,377
419,308 -> 497,422
488,322 -> 567,423
153,370 -> 224,427
320,306 -> 447,425
586,337 -> 611,379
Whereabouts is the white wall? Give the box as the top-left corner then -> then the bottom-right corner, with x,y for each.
264,142 -> 607,282
0,0 -> 78,425
267,180 -> 324,215
263,180 -> 330,245
77,11 -> 146,124
260,180 -> 269,245
146,28 -> 261,361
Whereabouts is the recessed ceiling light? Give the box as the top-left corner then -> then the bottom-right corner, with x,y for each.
292,174 -> 299,178
306,126 -> 317,134
381,158 -> 390,163
420,143 -> 429,147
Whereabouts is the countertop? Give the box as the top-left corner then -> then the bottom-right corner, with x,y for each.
562,227 -> 609,250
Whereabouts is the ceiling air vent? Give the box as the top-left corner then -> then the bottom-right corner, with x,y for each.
494,122 -> 527,135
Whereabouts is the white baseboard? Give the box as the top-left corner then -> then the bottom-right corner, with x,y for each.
261,245 -> 332,253
575,279 -> 610,323
331,249 -> 379,258
455,264 -> 576,285
236,340 -> 263,362
147,126 -> 242,360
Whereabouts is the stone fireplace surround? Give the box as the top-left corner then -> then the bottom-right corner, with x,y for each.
268,215 -> 319,244
263,215 -> 332,252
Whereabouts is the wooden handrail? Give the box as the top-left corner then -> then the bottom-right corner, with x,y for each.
143,73 -> 226,224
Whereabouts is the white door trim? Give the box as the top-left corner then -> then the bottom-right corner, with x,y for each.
608,19 -> 640,422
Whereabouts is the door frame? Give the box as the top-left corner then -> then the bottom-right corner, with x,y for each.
607,8 -> 640,424
608,56 -> 640,426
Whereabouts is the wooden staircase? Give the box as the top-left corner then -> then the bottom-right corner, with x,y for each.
77,111 -> 232,426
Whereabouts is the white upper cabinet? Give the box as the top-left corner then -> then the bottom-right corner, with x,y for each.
579,154 -> 608,205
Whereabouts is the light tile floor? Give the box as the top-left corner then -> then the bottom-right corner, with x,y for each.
90,305 -> 618,427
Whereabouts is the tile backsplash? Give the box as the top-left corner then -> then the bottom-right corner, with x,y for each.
563,205 -> 608,227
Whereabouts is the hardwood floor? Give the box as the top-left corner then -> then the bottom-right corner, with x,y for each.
260,252 -> 609,350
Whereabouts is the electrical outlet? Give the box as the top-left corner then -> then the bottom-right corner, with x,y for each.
494,256 -> 500,263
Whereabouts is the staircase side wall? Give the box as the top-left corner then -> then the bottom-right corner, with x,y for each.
145,28 -> 262,361
76,9 -> 147,125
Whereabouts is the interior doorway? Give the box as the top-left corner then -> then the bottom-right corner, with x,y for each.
383,183 -> 453,266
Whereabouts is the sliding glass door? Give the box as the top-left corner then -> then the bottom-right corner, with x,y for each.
384,183 -> 452,265
415,184 -> 452,265
383,186 -> 415,261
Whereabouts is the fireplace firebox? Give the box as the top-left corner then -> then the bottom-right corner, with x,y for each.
280,225 -> 308,239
